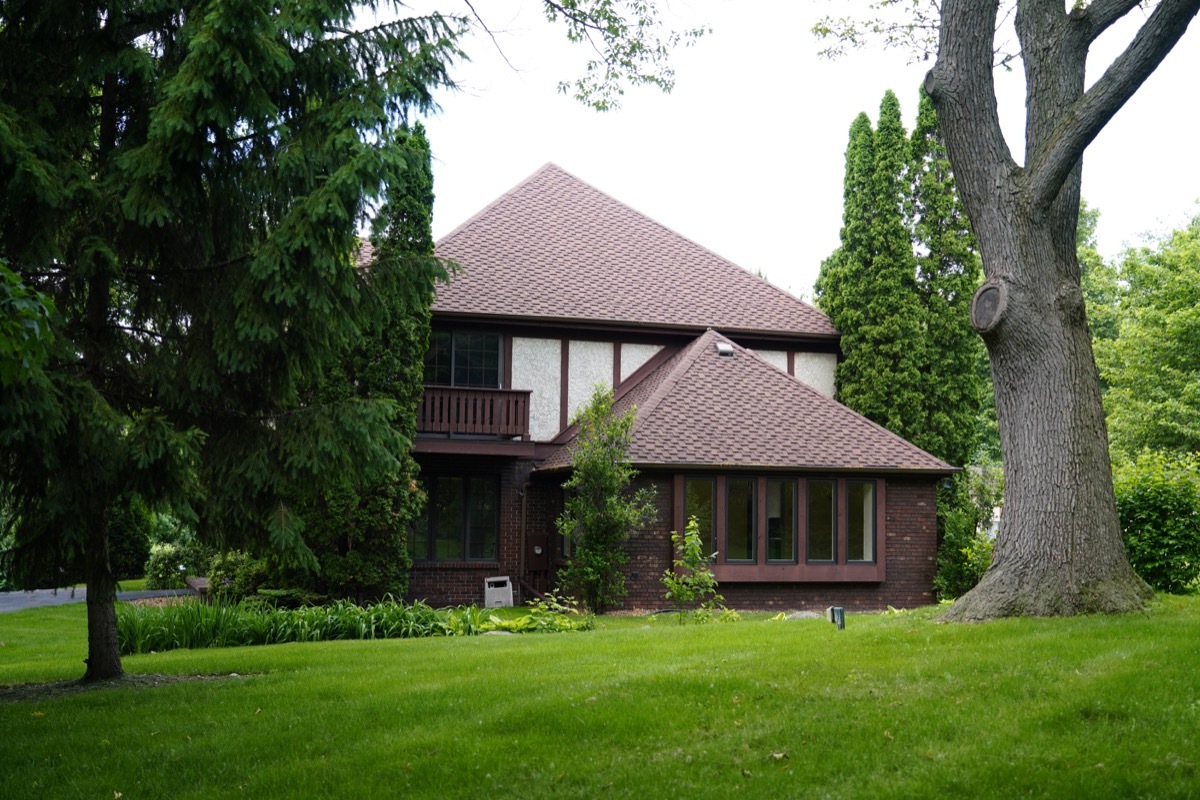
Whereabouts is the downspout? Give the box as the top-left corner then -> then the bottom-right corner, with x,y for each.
518,481 -> 530,602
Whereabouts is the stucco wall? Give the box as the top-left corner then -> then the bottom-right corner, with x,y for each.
567,340 -> 614,423
620,343 -> 663,381
511,337 -> 562,441
756,350 -> 789,373
794,351 -> 837,398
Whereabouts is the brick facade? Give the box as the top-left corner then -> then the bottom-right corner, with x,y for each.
407,464 -> 939,613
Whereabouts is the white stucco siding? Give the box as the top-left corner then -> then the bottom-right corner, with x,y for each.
511,337 -> 562,442
794,351 -> 837,398
568,340 -> 614,423
620,343 -> 663,381
755,350 -> 789,373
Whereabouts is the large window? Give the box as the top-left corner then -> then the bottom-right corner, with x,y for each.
679,475 -> 882,576
847,481 -> 876,562
684,477 -> 715,553
424,331 -> 501,388
766,479 -> 796,562
726,478 -> 756,562
411,476 -> 499,561
807,479 -> 836,563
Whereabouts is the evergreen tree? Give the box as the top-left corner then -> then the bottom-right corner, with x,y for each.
271,124 -> 442,603
908,87 -> 983,469
817,92 -> 926,444
0,2 -> 462,680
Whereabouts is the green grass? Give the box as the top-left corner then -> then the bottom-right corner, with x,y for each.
3,598 -> 1200,798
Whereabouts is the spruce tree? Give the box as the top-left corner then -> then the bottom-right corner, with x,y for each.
0,3 -> 462,680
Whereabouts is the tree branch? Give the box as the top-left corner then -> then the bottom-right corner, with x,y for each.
1077,0 -> 1144,43
1026,0 -> 1200,209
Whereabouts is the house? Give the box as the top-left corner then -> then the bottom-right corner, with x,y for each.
406,163 -> 953,611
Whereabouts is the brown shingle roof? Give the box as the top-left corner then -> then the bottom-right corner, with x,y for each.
540,331 -> 953,474
433,164 -> 838,339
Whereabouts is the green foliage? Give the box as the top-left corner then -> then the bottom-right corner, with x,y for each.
1097,217 -> 1200,455
107,495 -> 154,581
0,260 -> 55,387
1112,452 -> 1200,594
556,386 -> 656,612
1078,200 -> 1121,347
143,543 -> 189,590
817,88 -> 979,467
934,467 -> 1002,600
660,516 -> 735,623
0,2 -> 466,676
543,0 -> 708,110
115,597 -> 592,655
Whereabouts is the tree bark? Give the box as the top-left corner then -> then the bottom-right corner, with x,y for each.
82,510 -> 124,682
923,0 -> 1200,618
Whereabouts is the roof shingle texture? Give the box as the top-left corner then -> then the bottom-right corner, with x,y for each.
541,331 -> 952,473
434,163 -> 838,338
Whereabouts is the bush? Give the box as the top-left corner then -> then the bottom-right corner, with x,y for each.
660,516 -> 737,623
143,543 -> 188,589
1113,451 -> 1200,594
934,467 -> 1001,600
108,495 -> 153,580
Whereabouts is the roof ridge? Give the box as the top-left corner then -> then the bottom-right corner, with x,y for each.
435,162 -> 559,247
631,331 -> 720,430
535,165 -> 830,323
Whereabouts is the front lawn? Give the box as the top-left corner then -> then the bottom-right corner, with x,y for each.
2,598 -> 1199,798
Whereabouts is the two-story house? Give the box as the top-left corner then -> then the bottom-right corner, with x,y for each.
407,163 -> 953,611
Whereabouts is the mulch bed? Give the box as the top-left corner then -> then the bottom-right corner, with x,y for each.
1,672 -> 249,704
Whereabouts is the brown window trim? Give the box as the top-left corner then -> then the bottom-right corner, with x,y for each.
673,474 -> 887,583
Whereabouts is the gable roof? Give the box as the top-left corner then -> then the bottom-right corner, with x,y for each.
433,163 -> 838,339
540,330 -> 953,474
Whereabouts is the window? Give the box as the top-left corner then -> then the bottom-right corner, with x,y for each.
676,474 -> 884,580
411,476 -> 499,561
807,479 -> 836,562
766,479 -> 796,562
847,481 -> 876,562
424,331 -> 501,388
725,478 -> 756,562
684,477 -> 715,553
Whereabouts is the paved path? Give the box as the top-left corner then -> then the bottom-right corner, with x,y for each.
0,587 -> 191,614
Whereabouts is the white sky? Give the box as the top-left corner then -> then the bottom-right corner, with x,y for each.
405,1 -> 1200,299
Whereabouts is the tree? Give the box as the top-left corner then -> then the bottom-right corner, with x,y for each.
1097,216 -> 1200,455
1078,201 -> 1121,346
556,386 -> 656,613
0,2 -> 463,681
816,92 -> 927,444
899,1 -> 1200,619
908,87 -> 984,470
0,0 -> 694,681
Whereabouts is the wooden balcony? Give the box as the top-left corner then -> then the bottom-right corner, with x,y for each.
418,386 -> 532,440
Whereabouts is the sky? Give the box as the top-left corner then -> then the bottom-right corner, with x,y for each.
398,1 -> 1200,299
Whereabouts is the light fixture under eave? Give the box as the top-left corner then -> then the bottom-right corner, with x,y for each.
715,342 -> 735,357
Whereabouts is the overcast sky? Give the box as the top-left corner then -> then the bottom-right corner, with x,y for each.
401,1 -> 1200,299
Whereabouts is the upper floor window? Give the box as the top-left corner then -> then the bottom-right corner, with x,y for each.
425,331 -> 501,387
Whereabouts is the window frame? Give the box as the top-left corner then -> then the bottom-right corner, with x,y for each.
424,330 -> 504,389
673,474 -> 887,583
411,474 -> 501,563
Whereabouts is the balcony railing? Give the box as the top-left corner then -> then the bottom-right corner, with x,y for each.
418,386 -> 532,440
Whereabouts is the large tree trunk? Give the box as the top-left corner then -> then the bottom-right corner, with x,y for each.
82,512 -> 124,682
925,0 -> 1200,618
942,210 -> 1150,619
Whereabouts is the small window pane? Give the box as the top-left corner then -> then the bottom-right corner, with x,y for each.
684,478 -> 715,554
467,477 -> 499,560
433,477 -> 464,560
807,479 -> 835,562
767,479 -> 796,562
424,331 -> 451,385
726,478 -> 755,562
848,481 -> 875,562
453,332 -> 500,388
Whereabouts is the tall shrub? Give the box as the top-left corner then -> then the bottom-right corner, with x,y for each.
1113,452 -> 1200,594
556,387 -> 656,612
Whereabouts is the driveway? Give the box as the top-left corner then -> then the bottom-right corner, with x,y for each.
0,587 -> 191,613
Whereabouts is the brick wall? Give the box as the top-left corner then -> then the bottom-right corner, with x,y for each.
406,462 -> 939,613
